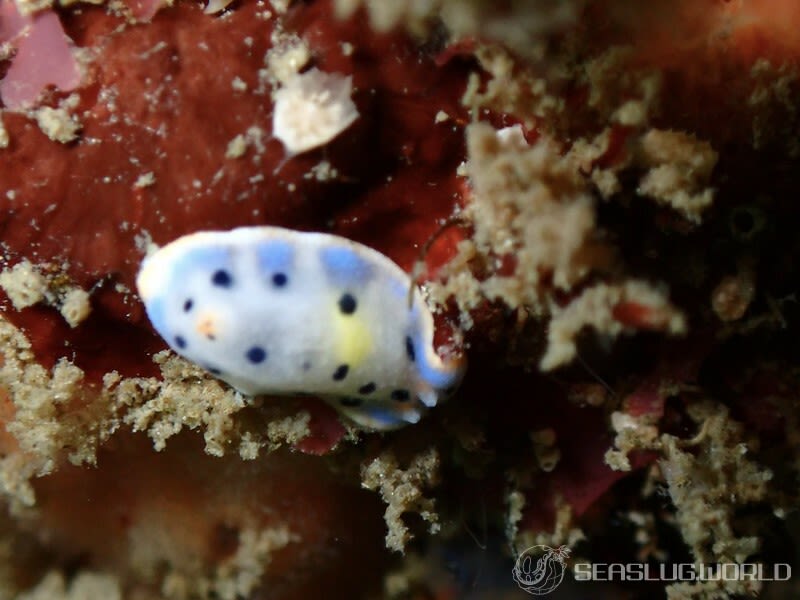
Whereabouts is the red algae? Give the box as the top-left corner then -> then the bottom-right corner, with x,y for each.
594,0 -> 800,67
579,0 -> 800,150
292,399 -> 346,455
0,2 -> 470,594
0,0 -> 469,378
31,432 -> 389,598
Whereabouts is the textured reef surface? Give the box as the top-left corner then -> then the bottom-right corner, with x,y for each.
1,0 -> 800,598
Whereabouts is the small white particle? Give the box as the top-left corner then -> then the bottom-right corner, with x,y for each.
232,76 -> 248,92
225,134 -> 248,159
135,230 -> 156,256
246,126 -> 266,153
62,93 -> 80,110
265,37 -> 311,85
139,41 -> 168,60
211,168 -> 225,185
0,113 -> 9,148
304,160 -> 339,181
134,172 -> 156,189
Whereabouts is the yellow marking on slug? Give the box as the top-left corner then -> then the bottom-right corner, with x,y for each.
332,308 -> 373,368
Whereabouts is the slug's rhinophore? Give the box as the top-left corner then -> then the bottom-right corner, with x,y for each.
136,227 -> 465,430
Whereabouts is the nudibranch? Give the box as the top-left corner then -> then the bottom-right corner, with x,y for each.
136,226 -> 465,430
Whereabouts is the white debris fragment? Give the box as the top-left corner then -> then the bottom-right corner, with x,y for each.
270,0 -> 290,13
495,124 -> 528,147
0,112 -> 9,148
60,287 -> 92,327
0,260 -> 93,326
0,260 -> 47,309
231,76 -> 248,92
204,0 -> 234,14
133,172 -> 156,188
266,38 -> 311,85
34,106 -> 81,143
225,134 -> 248,159
272,68 -> 359,155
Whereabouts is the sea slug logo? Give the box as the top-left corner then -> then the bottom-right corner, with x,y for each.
512,545 -> 571,595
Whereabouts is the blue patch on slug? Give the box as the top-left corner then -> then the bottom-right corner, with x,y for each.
256,239 -> 294,276
172,246 -> 233,284
351,404 -> 415,428
320,245 -> 373,285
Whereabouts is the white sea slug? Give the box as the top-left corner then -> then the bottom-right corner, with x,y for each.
136,226 -> 465,430
271,68 -> 359,155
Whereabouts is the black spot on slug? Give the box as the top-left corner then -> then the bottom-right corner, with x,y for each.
333,364 -> 349,381
212,269 -> 233,287
405,336 -> 415,362
338,293 -> 357,314
358,382 -> 376,395
246,346 -> 267,364
391,389 -> 410,402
